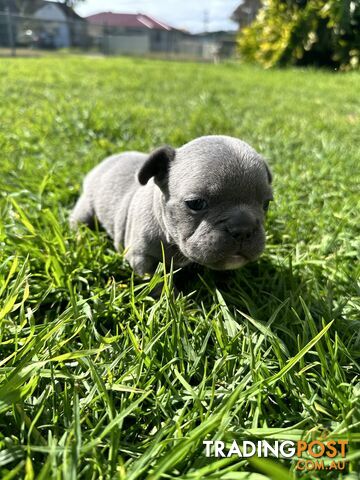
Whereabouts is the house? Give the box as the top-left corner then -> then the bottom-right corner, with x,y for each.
17,1 -> 86,48
195,31 -> 238,60
86,12 -> 188,55
231,0 -> 262,29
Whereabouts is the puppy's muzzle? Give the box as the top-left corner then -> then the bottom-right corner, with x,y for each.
224,210 -> 259,242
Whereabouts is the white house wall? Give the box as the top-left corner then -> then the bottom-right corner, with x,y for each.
106,34 -> 150,55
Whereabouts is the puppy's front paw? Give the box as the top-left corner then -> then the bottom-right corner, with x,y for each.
128,254 -> 157,276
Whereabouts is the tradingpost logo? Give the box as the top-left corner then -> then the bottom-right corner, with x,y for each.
203,439 -> 349,472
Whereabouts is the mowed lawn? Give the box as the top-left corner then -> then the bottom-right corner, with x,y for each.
0,56 -> 359,479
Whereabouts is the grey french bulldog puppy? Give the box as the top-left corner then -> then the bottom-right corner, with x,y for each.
70,135 -> 273,275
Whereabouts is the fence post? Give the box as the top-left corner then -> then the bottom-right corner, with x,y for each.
5,6 -> 16,56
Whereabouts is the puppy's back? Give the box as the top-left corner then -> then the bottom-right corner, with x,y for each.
75,151 -> 147,238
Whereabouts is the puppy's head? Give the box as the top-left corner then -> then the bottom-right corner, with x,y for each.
138,135 -> 273,270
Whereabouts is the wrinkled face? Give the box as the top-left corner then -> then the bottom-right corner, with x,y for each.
160,140 -> 273,270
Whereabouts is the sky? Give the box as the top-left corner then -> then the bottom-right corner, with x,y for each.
74,0 -> 241,33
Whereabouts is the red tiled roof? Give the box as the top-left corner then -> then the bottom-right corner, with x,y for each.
85,12 -> 173,31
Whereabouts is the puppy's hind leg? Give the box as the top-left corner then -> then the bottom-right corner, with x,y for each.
69,194 -> 95,229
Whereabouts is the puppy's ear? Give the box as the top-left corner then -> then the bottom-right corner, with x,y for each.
138,146 -> 176,186
264,162 -> 272,184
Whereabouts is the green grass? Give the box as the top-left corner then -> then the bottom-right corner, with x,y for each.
0,56 -> 359,479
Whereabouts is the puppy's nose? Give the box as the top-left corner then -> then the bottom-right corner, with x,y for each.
226,211 -> 258,241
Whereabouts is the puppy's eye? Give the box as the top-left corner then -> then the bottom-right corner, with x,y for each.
185,199 -> 208,211
263,200 -> 271,212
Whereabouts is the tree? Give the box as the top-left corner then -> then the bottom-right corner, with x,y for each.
238,0 -> 360,70
8,0 -> 86,14
61,0 -> 86,8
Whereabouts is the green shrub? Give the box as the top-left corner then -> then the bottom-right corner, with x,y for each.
238,0 -> 360,70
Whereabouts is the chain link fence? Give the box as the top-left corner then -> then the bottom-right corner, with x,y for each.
0,11 -> 237,60
0,11 -> 103,55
